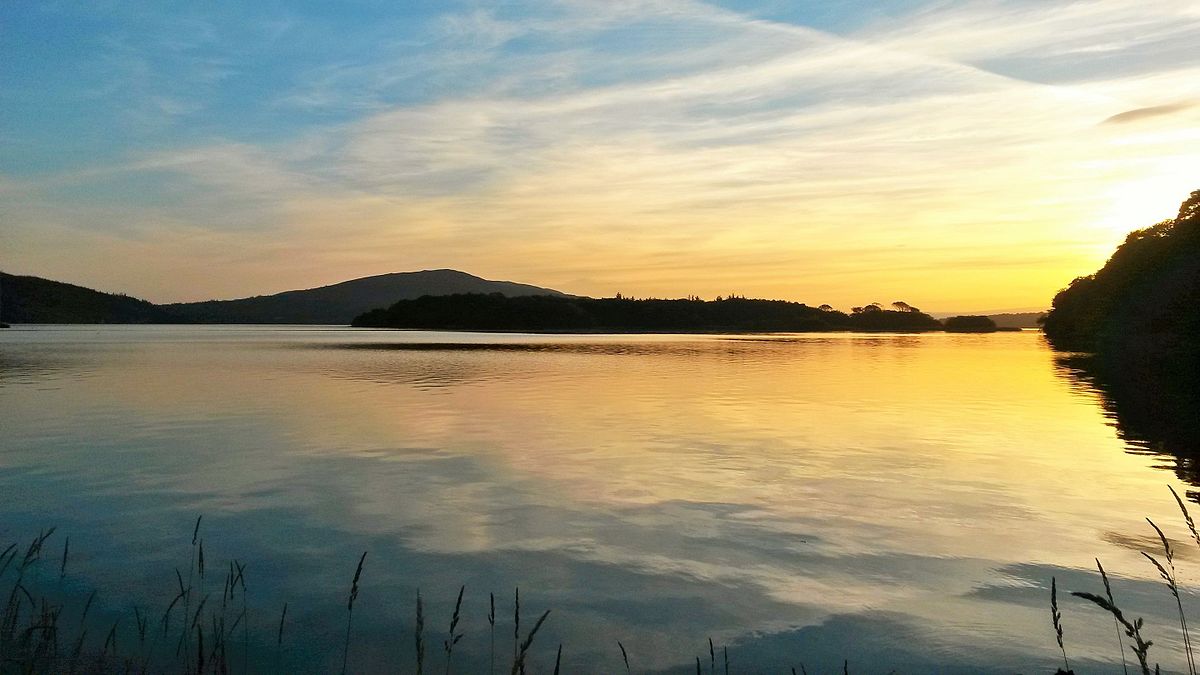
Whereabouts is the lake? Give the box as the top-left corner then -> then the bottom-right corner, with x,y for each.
0,325 -> 1196,673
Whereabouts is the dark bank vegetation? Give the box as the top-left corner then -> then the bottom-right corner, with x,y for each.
943,315 -> 999,332
0,272 -> 169,324
351,294 -> 945,333
1042,188 -> 1200,353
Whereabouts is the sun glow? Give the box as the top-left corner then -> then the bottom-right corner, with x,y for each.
1095,173 -> 1193,240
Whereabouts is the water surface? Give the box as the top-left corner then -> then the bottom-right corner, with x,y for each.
0,326 -> 1195,673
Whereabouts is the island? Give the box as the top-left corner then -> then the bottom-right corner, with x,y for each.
351,294 -> 949,333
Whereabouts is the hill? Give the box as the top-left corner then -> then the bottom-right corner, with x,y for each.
352,294 -> 945,333
164,269 -> 567,324
1041,189 -> 1200,352
0,269 -> 567,325
0,272 -> 169,324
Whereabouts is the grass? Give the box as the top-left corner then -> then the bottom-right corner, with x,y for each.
1059,485 -> 1200,675
9,486 -> 1200,673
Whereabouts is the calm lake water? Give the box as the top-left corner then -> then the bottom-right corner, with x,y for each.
1,325 -> 1197,673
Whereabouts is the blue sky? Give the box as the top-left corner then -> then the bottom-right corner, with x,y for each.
3,0 -> 1198,309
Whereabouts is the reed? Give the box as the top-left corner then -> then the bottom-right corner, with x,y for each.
489,591 -> 496,675
1095,558 -> 1130,675
182,515 -> 201,666
444,584 -> 465,675
22,491 -> 1200,674
342,550 -> 367,675
1072,581 -> 1154,675
276,600 -> 288,671
1143,517 -> 1195,675
509,608 -> 550,675
415,589 -> 426,675
1051,576 -> 1070,672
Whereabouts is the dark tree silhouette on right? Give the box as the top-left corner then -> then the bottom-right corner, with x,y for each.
1046,187 -> 1200,487
1041,187 -> 1200,354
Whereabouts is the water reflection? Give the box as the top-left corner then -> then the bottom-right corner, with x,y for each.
1,327 -> 1197,673
1055,349 -> 1200,487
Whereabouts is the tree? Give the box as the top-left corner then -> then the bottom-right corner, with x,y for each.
1178,189 -> 1200,222
943,315 -> 997,332
1042,186 -> 1200,351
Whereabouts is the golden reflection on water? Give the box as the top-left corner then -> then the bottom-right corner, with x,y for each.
1,326 -> 1195,672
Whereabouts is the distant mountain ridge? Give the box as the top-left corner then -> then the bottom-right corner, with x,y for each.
0,269 -> 567,325
165,269 -> 568,324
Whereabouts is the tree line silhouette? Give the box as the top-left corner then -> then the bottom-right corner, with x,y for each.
1042,188 -> 1200,352
351,294 -> 951,332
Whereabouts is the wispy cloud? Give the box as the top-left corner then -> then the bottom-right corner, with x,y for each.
1102,102 -> 1194,124
3,0 -> 1199,308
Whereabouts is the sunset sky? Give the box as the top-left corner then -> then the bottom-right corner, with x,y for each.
3,0 -> 1198,311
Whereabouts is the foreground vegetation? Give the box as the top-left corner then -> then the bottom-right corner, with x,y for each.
9,486 -> 1200,673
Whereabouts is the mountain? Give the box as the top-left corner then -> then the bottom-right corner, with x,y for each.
0,269 -> 567,325
0,272 -> 169,324
165,269 -> 568,324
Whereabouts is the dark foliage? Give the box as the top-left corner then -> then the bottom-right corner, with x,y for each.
1042,189 -> 1200,352
943,315 -> 998,333
352,294 -> 944,333
0,272 -> 172,324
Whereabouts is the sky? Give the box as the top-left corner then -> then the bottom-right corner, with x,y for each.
2,0 -> 1198,311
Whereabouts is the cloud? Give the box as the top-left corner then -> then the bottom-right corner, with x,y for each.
5,0 -> 1200,309
1102,101 -> 1194,124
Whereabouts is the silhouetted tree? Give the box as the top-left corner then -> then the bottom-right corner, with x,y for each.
1042,187 -> 1200,352
891,301 -> 921,313
943,315 -> 997,332
351,294 -> 941,333
1179,189 -> 1200,222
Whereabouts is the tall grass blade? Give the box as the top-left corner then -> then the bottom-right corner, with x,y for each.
416,590 -> 426,675
341,550 -> 367,675
509,609 -> 549,675
445,584 -> 465,675
1096,559 -> 1130,675
1073,590 -> 1153,675
1052,577 -> 1069,672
